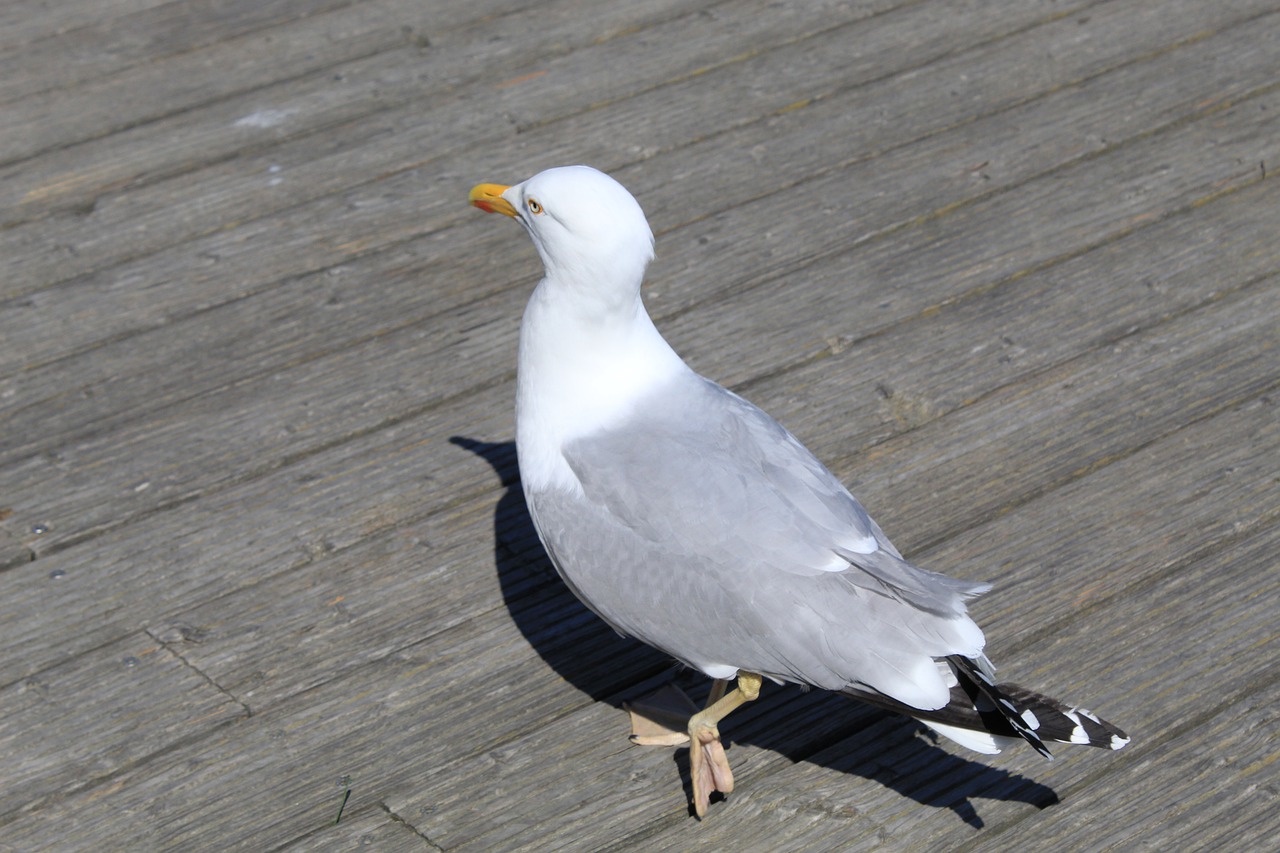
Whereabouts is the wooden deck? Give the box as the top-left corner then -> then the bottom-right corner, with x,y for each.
2,0 -> 1278,848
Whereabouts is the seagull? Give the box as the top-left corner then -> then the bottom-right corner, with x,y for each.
469,165 -> 1128,817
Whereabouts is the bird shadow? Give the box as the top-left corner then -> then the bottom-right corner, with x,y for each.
450,436 -> 1059,828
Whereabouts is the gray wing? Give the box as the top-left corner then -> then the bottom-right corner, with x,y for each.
532,373 -> 990,709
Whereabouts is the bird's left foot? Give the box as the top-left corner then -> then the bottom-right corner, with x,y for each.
688,719 -> 735,817
686,673 -> 761,817
627,674 -> 762,818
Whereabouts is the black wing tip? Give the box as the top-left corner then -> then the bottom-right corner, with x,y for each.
998,681 -> 1131,752
945,658 -> 1129,756
840,658 -> 1130,757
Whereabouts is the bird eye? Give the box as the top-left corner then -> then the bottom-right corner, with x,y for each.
527,198 -> 543,214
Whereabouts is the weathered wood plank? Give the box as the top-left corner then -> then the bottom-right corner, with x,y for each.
0,630 -> 245,816
141,489 -> 539,711
0,0 -> 1154,294
741,176 -> 1280,450
3,83 -> 1274,564
0,0 -> 905,219
0,0 -> 705,168
2,18 -> 409,167
0,582 -> 673,846
278,805 -> 443,852
0,522 -> 28,571
653,87 -> 1277,393
0,0 -> 172,54
0,0 -> 530,104
837,280 -> 1279,551
921,399 -> 1280,650
5,8 -> 1274,491
0,0 -> 358,105
5,0 -> 1270,352
0,390 -> 520,687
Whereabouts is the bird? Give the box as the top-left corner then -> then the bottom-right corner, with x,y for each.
468,165 -> 1128,817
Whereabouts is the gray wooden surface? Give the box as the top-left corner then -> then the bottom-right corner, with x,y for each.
2,0 -> 1277,849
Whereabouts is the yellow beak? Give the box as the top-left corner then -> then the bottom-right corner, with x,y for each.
469,183 -> 517,217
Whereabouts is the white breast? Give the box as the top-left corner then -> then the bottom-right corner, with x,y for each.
515,284 -> 689,495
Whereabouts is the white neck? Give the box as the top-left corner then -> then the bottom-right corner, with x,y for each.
515,280 -> 689,493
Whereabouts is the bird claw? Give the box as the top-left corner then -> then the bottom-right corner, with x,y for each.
689,725 -> 735,817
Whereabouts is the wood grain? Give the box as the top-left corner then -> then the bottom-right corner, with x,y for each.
1,0 -> 1277,849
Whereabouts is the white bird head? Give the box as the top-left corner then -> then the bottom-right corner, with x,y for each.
470,166 -> 655,308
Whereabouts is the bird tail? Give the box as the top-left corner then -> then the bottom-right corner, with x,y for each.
843,655 -> 1129,756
